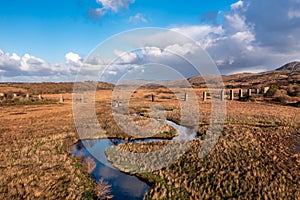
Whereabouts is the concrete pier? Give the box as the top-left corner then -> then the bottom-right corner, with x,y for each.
263,87 -> 270,94
221,89 -> 225,101
60,95 -> 64,103
247,89 -> 252,97
239,89 -> 243,99
184,92 -> 188,101
230,89 -> 234,100
203,92 -> 207,101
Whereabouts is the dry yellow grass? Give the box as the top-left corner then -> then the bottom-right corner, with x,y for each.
0,93 -> 95,199
104,88 -> 300,199
142,100 -> 300,199
0,84 -> 299,199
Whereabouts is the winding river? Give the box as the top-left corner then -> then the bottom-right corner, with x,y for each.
72,120 -> 196,199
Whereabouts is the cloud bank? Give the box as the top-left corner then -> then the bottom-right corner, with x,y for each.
1,0 -> 300,81
0,50 -> 82,82
96,0 -> 300,79
174,0 -> 300,74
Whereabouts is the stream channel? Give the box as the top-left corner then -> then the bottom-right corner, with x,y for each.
72,120 -> 196,199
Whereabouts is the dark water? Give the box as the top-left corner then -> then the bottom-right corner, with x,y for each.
72,120 -> 197,199
73,139 -> 150,200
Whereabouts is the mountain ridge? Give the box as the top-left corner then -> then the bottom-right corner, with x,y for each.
276,61 -> 300,71
188,61 -> 300,89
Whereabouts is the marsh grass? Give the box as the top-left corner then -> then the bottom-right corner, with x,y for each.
1,83 -> 299,199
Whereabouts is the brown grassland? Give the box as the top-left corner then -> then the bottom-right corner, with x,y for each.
0,82 -> 299,199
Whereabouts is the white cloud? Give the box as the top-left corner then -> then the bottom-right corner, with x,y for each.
114,49 -> 139,64
172,25 -> 223,40
165,43 -> 199,55
3,0 -> 300,81
288,9 -> 300,19
0,50 -> 85,81
231,0 -> 244,10
65,52 -> 82,65
96,0 -> 135,12
106,0 -> 300,75
171,0 -> 300,74
171,25 -> 224,50
138,43 -> 201,62
141,47 -> 162,57
102,42 -> 202,81
20,53 -> 49,72
91,0 -> 135,17
224,13 -> 247,32
128,13 -> 148,24
231,31 -> 255,43
10,53 -> 20,61
0,50 -> 21,75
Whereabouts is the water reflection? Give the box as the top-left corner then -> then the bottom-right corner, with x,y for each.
72,120 -> 197,199
73,140 -> 150,200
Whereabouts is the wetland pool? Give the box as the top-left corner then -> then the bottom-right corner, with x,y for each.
72,120 -> 196,199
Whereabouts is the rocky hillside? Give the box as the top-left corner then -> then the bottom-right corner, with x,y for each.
188,61 -> 300,105
276,61 -> 300,71
189,61 -> 300,89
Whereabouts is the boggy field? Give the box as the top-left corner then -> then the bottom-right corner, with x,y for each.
0,92 -> 96,199
0,83 -> 299,199
142,101 -> 300,199
105,88 -> 300,199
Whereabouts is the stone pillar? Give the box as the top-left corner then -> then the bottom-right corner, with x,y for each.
38,94 -> 42,100
26,94 -> 30,98
230,89 -> 234,100
263,87 -> 270,94
247,89 -> 252,97
203,91 -> 207,101
220,89 -> 225,101
256,88 -> 260,94
80,94 -> 84,103
239,89 -> 243,99
60,95 -> 64,103
184,92 -> 188,101
151,94 -> 155,102
114,100 -> 120,108
13,93 -> 17,97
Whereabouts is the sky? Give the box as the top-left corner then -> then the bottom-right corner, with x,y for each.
0,0 -> 300,82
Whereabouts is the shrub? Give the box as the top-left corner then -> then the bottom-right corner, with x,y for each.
93,178 -> 113,200
287,85 -> 300,97
265,85 -> 279,97
274,94 -> 291,104
272,89 -> 291,104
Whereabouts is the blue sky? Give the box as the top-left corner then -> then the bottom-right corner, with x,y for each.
0,0 -> 300,81
0,0 -> 236,61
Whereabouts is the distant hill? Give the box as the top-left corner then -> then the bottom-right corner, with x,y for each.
187,61 -> 300,105
0,81 -> 114,94
188,61 -> 300,89
276,61 -> 300,71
